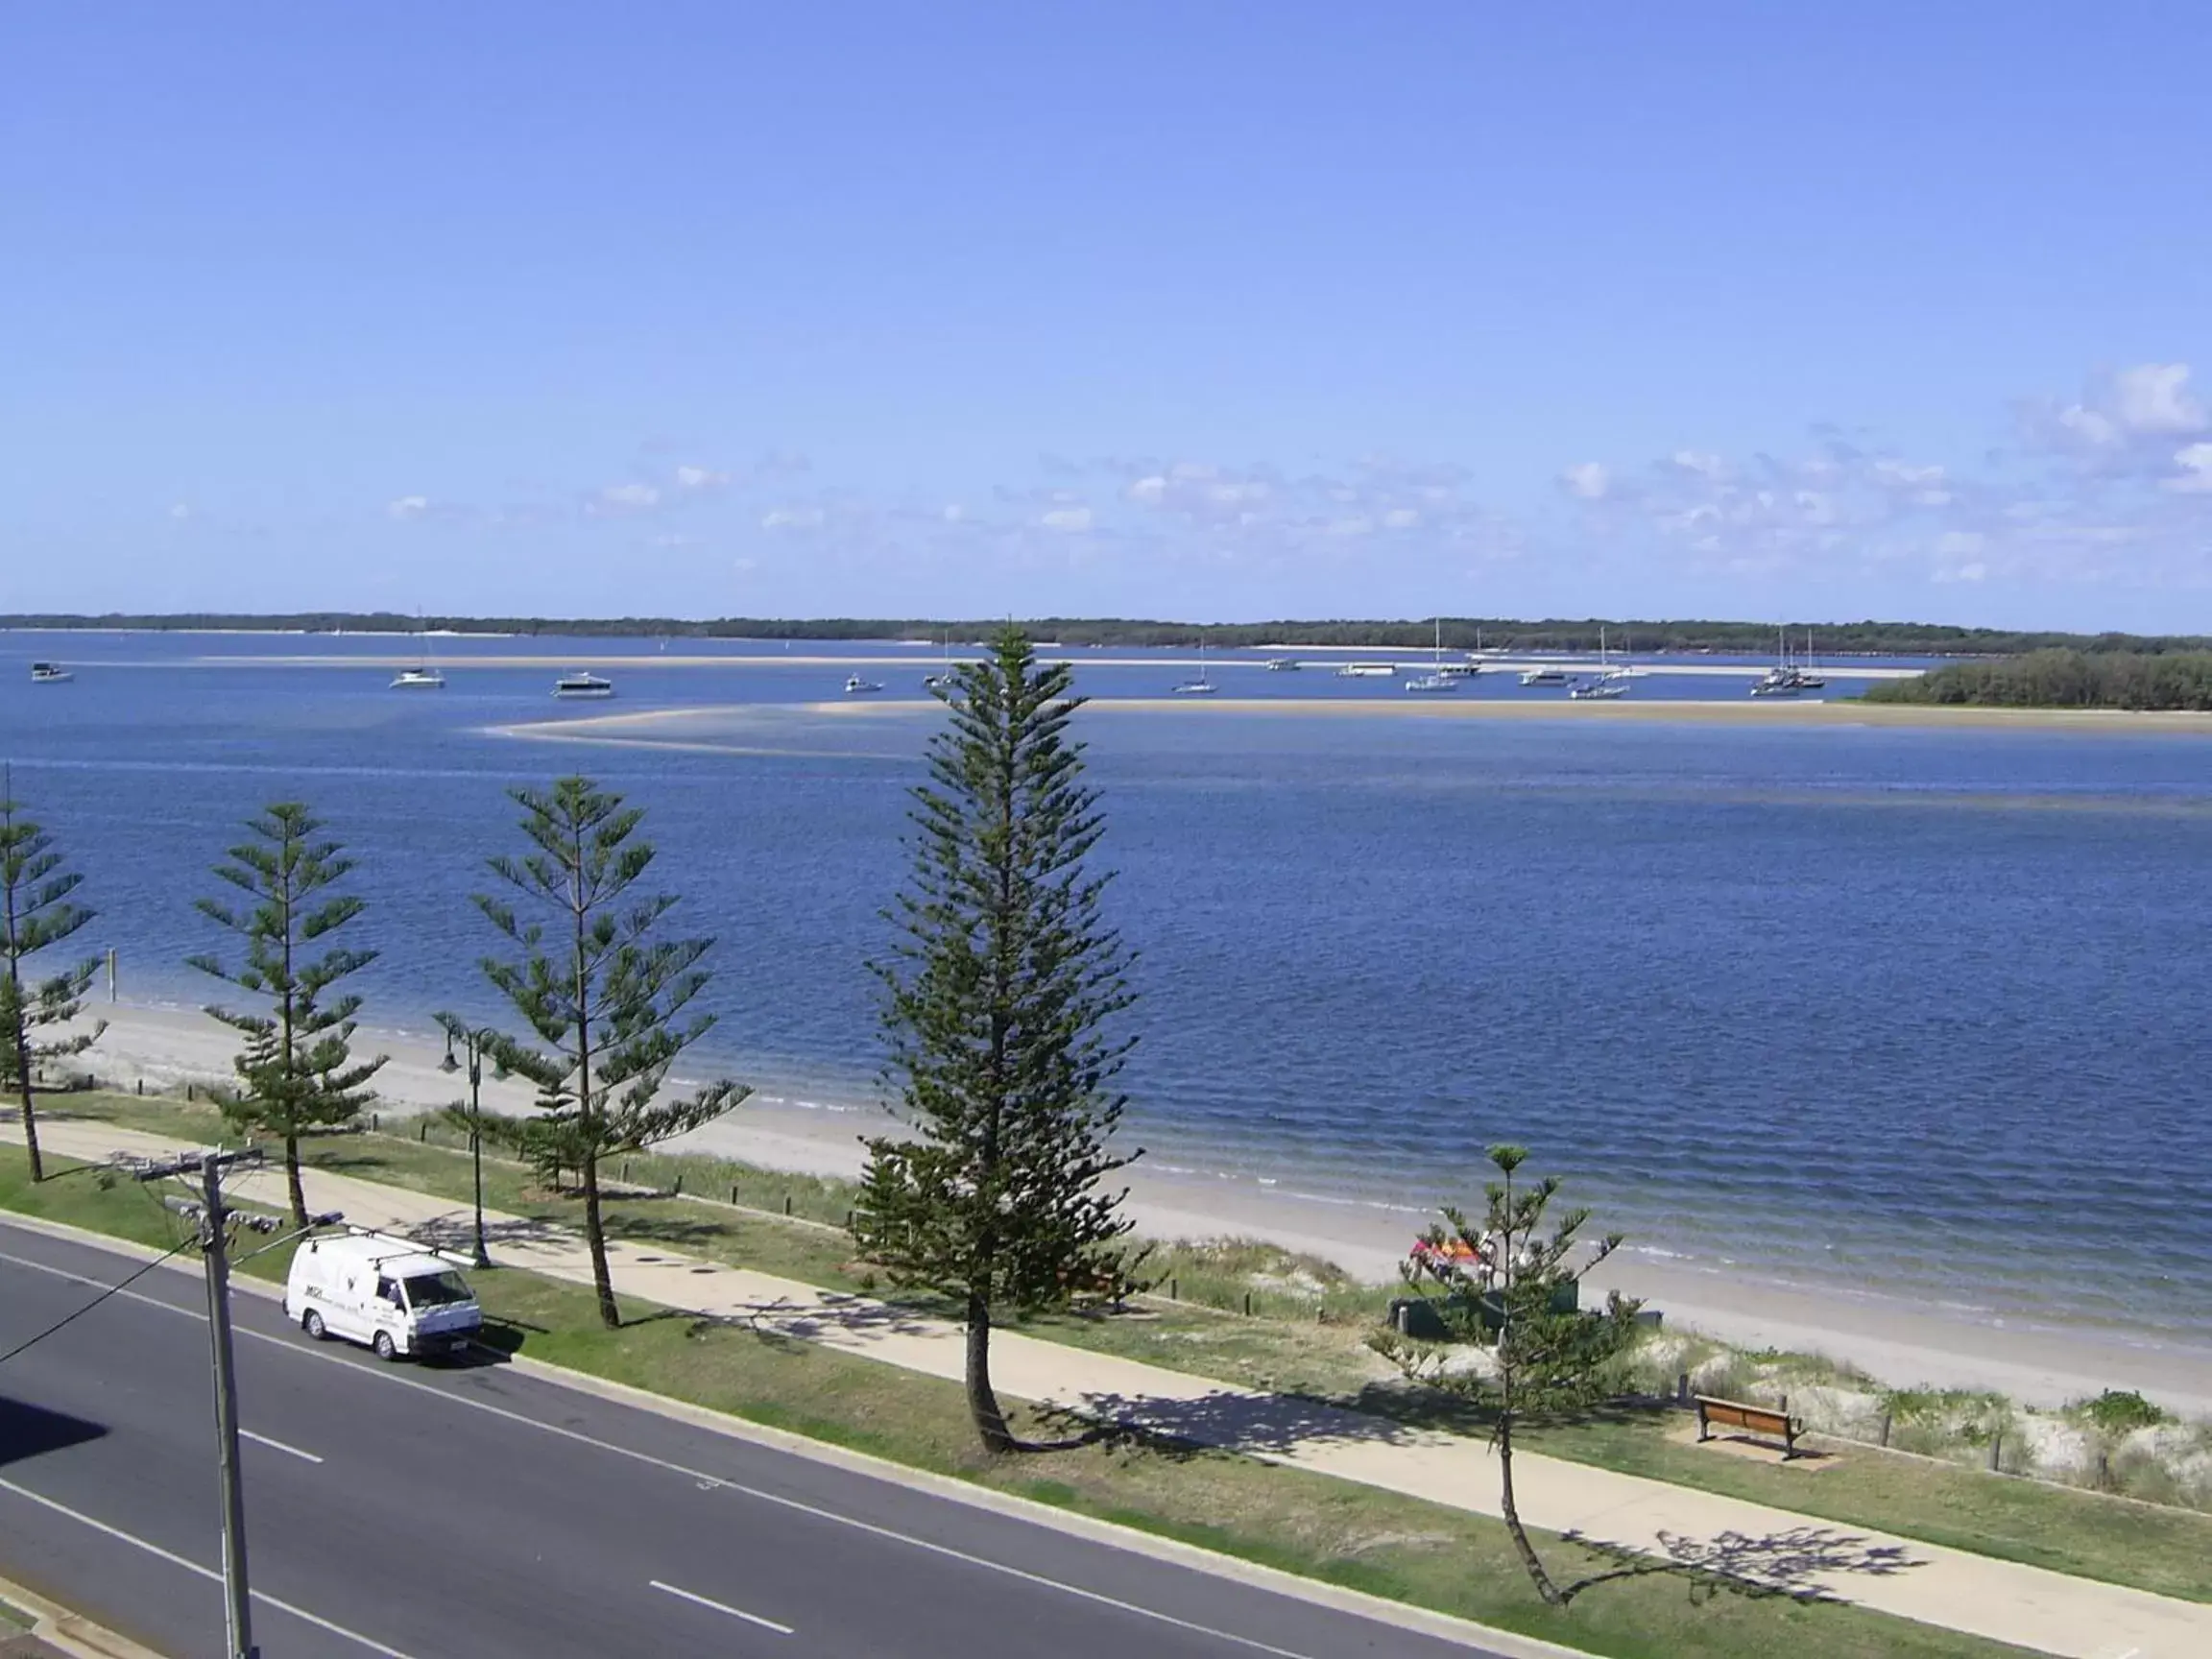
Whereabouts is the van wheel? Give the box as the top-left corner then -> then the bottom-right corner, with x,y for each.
302,1310 -> 326,1341
373,1331 -> 398,1361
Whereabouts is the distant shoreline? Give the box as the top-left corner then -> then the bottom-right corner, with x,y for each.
10,613 -> 2210,658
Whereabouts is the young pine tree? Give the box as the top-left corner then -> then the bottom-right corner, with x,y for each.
475,776 -> 746,1330
189,802 -> 387,1225
0,782 -> 106,1183
1381,1143 -> 1643,1605
854,626 -> 1141,1454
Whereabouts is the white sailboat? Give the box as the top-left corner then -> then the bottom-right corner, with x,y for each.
1172,636 -> 1217,695
391,616 -> 445,688
1405,619 -> 1460,692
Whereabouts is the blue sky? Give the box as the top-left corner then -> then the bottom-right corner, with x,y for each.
5,4 -> 2210,629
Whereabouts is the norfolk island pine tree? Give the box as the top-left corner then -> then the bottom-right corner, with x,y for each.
0,775 -> 106,1183
189,801 -> 386,1226
1379,1144 -> 1643,1606
474,775 -> 747,1329
854,626 -> 1142,1454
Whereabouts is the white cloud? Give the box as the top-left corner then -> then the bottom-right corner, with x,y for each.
597,482 -> 661,511
168,502 -> 192,520
673,465 -> 729,491
2109,364 -> 2206,436
1669,449 -> 1726,479
386,495 -> 429,521
760,506 -> 826,531
1381,507 -> 1421,529
650,532 -> 698,548
1560,462 -> 1610,500
1039,506 -> 1094,533
1125,475 -> 1168,505
2168,442 -> 2212,493
941,503 -> 966,523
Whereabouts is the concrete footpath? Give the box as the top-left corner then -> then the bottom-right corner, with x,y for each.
14,1119 -> 2205,1659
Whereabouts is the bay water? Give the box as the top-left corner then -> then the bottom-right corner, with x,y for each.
5,631 -> 2208,1348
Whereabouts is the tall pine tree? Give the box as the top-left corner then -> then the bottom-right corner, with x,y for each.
0,780 -> 105,1183
854,626 -> 1141,1454
475,776 -> 747,1329
189,802 -> 386,1224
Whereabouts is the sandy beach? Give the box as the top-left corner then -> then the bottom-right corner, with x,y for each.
492,697 -> 2212,743
54,1000 -> 2212,1417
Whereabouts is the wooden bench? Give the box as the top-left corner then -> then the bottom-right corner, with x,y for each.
1694,1394 -> 1803,1459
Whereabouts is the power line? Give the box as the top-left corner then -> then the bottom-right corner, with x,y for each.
0,1234 -> 198,1367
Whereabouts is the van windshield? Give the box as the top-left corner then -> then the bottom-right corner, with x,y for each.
400,1270 -> 474,1308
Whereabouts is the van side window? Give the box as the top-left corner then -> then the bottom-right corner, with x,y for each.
375,1277 -> 402,1306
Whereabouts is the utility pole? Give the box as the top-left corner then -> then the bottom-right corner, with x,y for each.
129,1147 -> 270,1659
202,1152 -> 256,1659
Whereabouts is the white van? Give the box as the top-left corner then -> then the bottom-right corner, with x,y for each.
284,1229 -> 483,1361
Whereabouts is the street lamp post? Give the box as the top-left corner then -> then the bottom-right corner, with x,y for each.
436,1015 -> 503,1270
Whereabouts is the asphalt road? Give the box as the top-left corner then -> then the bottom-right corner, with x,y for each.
0,1221 -> 1506,1659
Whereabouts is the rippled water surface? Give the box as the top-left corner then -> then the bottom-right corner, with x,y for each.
6,631 -> 2209,1340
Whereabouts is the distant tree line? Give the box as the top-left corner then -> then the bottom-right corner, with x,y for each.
8,611 -> 2211,657
1863,649 -> 2212,710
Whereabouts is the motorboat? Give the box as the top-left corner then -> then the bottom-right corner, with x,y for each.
553,672 -> 614,699
1404,672 -> 1458,693
1569,678 -> 1629,701
1335,662 -> 1397,678
844,675 -> 884,694
390,667 -> 445,689
1519,666 -> 1573,686
1264,658 -> 1302,672
29,661 -> 72,684
1748,670 -> 1802,698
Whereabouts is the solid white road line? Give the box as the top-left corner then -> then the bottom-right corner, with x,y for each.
0,1239 -> 1334,1658
0,1475 -> 420,1659
649,1579 -> 794,1635
242,1428 -> 325,1463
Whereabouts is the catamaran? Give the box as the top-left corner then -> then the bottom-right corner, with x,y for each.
553,671 -> 614,699
390,614 -> 445,687
29,661 -> 72,684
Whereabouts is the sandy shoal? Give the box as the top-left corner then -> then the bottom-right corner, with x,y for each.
61,1001 -> 2212,1415
492,698 -> 2212,739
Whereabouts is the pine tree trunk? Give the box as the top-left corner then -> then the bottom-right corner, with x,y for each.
582,1153 -> 619,1329
13,1024 -> 41,1183
1496,1413 -> 1564,1605
964,1289 -> 1017,1454
283,1130 -> 305,1227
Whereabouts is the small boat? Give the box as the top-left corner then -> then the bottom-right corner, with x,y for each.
29,661 -> 72,684
1264,658 -> 1302,672
1412,619 -> 1479,684
844,675 -> 883,694
390,667 -> 445,689
922,636 -> 958,690
1748,670 -> 1801,698
1569,678 -> 1629,701
1404,673 -> 1458,693
1435,661 -> 1482,678
1172,637 -> 1217,695
553,672 -> 614,699
1519,666 -> 1572,686
1335,662 -> 1397,679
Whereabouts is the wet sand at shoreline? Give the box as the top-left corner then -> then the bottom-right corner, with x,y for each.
60,1001 -> 2212,1416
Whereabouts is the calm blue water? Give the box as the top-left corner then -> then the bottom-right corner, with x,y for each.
5,631 -> 2210,1343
